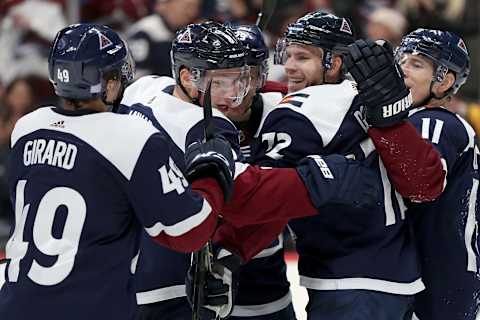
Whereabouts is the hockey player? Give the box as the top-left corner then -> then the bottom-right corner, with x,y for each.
118,21 -> 380,320
212,24 -> 296,319
252,11 -> 446,320
0,23 -> 239,320
395,28 -> 480,320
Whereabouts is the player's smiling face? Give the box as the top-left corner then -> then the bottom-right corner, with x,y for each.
398,53 -> 436,106
284,44 -> 324,93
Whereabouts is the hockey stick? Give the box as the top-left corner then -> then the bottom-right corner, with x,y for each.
191,80 -> 216,320
255,0 -> 278,30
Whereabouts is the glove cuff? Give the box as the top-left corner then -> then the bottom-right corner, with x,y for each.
365,90 -> 412,128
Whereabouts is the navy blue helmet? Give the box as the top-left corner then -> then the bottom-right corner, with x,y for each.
231,24 -> 269,90
48,24 -> 135,102
170,21 -> 248,83
396,28 -> 470,94
275,11 -> 355,68
170,21 -> 251,107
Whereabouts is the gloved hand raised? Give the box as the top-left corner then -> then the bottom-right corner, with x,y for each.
342,39 -> 412,127
296,154 -> 379,210
186,248 -> 242,319
185,136 -> 236,202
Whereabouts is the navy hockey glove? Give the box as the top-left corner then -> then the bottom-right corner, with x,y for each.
186,249 -> 242,319
185,136 -> 235,202
296,155 -> 379,210
343,39 -> 412,127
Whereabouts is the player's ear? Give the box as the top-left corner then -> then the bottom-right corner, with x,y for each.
105,79 -> 122,103
438,72 -> 456,95
179,68 -> 199,99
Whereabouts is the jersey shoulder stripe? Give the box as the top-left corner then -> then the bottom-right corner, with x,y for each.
11,107 -> 158,180
261,80 -> 358,146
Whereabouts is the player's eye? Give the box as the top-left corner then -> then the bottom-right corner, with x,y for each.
413,62 -> 424,69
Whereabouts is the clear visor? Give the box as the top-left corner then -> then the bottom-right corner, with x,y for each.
191,66 -> 251,108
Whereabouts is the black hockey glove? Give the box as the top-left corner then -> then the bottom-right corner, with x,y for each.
185,136 -> 235,202
186,248 -> 242,320
343,39 -> 412,127
296,155 -> 379,210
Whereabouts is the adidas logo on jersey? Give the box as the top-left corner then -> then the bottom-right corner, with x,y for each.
382,93 -> 412,118
50,120 -> 65,128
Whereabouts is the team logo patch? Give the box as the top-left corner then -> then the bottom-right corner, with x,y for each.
457,38 -> 468,54
178,29 -> 192,43
340,18 -> 352,35
99,33 -> 113,50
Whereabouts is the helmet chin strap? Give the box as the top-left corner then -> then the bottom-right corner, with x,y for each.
179,80 -> 200,106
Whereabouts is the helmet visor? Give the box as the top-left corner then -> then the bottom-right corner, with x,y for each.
192,66 -> 251,108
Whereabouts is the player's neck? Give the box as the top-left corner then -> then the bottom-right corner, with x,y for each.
173,85 -> 193,104
63,99 -> 108,112
425,97 -> 451,108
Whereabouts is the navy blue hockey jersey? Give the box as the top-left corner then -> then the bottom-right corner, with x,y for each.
408,107 -> 480,320
119,75 -> 239,307
254,80 -> 424,295
0,107 -> 222,320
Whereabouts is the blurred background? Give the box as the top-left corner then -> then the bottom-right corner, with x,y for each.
0,0 -> 479,249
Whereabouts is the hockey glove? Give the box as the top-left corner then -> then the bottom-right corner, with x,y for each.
343,39 -> 412,127
296,155 -> 379,210
185,136 -> 235,202
186,248 -> 242,319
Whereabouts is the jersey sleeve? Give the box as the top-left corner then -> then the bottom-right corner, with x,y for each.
368,120 -> 445,202
253,107 -> 325,167
220,163 -> 318,227
128,132 -> 224,253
